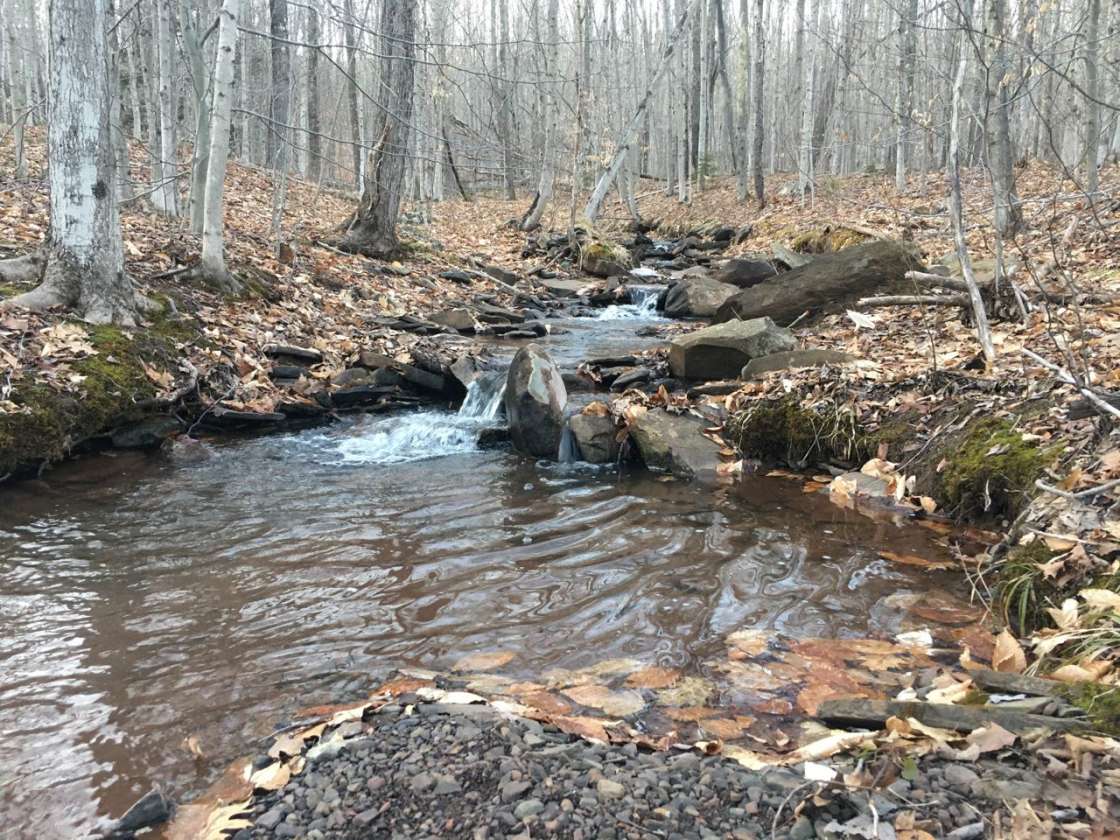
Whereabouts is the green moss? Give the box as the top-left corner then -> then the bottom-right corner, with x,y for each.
938,418 -> 1056,521
0,308 -> 196,476
727,398 -> 870,467
1061,683 -> 1120,734
790,226 -> 872,254
581,239 -> 631,268
996,541 -> 1060,634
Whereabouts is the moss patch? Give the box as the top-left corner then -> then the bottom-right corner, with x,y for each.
0,309 -> 196,476
789,226 -> 872,254
938,418 -> 1056,521
727,398 -> 871,467
1062,683 -> 1120,734
581,239 -> 632,268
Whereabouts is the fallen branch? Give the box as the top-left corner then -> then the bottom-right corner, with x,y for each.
1021,348 -> 1120,420
1035,476 -> 1120,501
817,697 -> 1084,734
856,294 -> 968,308
905,270 -> 974,294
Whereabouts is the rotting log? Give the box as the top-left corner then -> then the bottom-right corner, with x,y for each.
714,240 -> 922,325
817,698 -> 1085,734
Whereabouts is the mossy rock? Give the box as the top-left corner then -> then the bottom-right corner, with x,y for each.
0,308 -> 196,476
937,417 -> 1057,521
727,398 -> 871,467
789,226 -> 873,254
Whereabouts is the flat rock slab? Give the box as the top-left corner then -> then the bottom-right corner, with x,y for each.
741,348 -> 858,379
539,277 -> 589,298
628,409 -> 723,480
668,317 -> 796,380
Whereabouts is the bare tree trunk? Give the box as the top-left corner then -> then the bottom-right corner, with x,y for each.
2,0 -> 142,324
696,0 -> 709,191
340,0 -> 415,257
152,0 -> 180,215
750,0 -> 765,207
197,0 -> 241,290
498,0 -> 516,199
797,0 -> 815,202
521,0 -> 560,231
585,1 -> 693,222
343,0 -> 362,190
895,0 -> 917,193
983,0 -> 1023,237
949,0 -> 995,364
5,21 -> 27,179
736,0 -> 750,200
713,0 -> 737,175
182,5 -> 211,234
305,4 -> 322,184
267,0 -> 291,170
1084,0 -> 1102,195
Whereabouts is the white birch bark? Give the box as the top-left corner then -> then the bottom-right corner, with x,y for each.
151,0 -> 180,215
520,0 -> 560,231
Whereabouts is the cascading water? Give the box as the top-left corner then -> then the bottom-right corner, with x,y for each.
334,373 -> 507,464
596,285 -> 664,320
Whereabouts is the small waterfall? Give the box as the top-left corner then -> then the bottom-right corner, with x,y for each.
334,370 -> 508,465
597,285 -> 664,320
459,371 -> 507,421
557,419 -> 579,463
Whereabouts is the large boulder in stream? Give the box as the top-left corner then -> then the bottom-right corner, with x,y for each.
668,317 -> 796,380
628,409 -> 722,480
569,403 -> 619,464
714,239 -> 922,325
504,344 -> 568,458
662,276 -> 739,318
713,258 -> 777,288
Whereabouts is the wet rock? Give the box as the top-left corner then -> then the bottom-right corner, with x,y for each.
331,367 -> 373,387
668,317 -> 796,380
714,258 -> 777,289
628,409 -> 722,480
355,352 -> 447,394
481,264 -> 520,285
108,788 -> 173,836
504,344 -> 568,458
942,765 -> 980,789
111,416 -> 183,449
740,349 -> 858,379
662,277 -> 739,318
276,400 -> 329,420
440,269 -> 473,284
568,406 -> 619,464
539,277 -> 588,299
610,367 -> 653,392
263,344 -> 323,365
268,364 -> 306,382
475,302 -> 525,323
201,406 -> 286,429
430,309 -> 477,333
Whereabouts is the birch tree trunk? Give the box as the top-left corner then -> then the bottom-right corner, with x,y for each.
182,5 -> 211,234
520,0 -> 560,231
197,0 -> 241,290
267,0 -> 291,171
949,0 -> 995,364
152,0 -> 180,215
340,0 -> 416,257
2,0 -> 143,324
585,1 -> 693,222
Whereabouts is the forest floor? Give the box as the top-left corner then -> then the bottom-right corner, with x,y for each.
3,131 -> 1120,837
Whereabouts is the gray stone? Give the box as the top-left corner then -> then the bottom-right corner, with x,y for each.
668,317 -> 797,380
596,779 -> 625,799
972,777 -> 1041,801
111,416 -> 183,449
740,349 -> 858,379
714,258 -> 777,289
331,367 -> 373,387
504,344 -> 568,458
501,780 -> 533,803
662,277 -> 739,318
568,409 -> 620,464
942,765 -> 980,789
430,308 -> 477,332
410,772 -> 435,792
628,410 -> 723,481
514,798 -> 545,820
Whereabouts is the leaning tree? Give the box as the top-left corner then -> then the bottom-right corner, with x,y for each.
339,0 -> 416,257
0,0 -> 146,325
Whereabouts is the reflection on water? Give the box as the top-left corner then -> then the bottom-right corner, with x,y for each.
0,427 -> 962,837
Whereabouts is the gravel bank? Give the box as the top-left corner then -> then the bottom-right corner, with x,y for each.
232,696 -> 1092,840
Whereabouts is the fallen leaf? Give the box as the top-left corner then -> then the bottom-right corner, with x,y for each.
562,684 -> 645,717
992,630 -> 1027,673
452,650 -> 515,672
624,666 -> 681,689
966,723 -> 1017,754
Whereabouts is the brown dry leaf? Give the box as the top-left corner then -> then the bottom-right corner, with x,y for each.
918,496 -> 938,514
1043,534 -> 1079,551
551,715 -> 614,743
268,722 -> 326,759
663,706 -> 722,722
562,684 -> 646,717
624,666 -> 681,689
966,723 -> 1017,754
726,628 -> 770,658
249,761 -> 291,791
879,550 -> 954,571
992,630 -> 1027,673
182,735 -> 205,759
452,650 -> 515,672
371,676 -> 433,697
165,759 -> 254,840
700,716 -> 755,740
1080,588 -> 1120,610
514,690 -> 573,716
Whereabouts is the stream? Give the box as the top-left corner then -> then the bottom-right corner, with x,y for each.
0,300 -> 967,837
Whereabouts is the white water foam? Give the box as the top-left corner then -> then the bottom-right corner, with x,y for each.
596,285 -> 664,321
335,374 -> 508,464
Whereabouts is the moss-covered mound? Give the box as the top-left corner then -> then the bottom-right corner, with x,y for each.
788,225 -> 873,254
937,417 -> 1057,521
0,311 -> 195,477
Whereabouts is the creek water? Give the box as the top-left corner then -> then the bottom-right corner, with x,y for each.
0,304 -> 965,837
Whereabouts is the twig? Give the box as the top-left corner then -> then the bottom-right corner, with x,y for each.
1021,348 -> 1120,420
1035,477 -> 1120,501
856,294 -> 968,307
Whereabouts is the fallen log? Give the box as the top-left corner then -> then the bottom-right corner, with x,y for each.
715,240 -> 922,325
817,697 -> 1085,734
